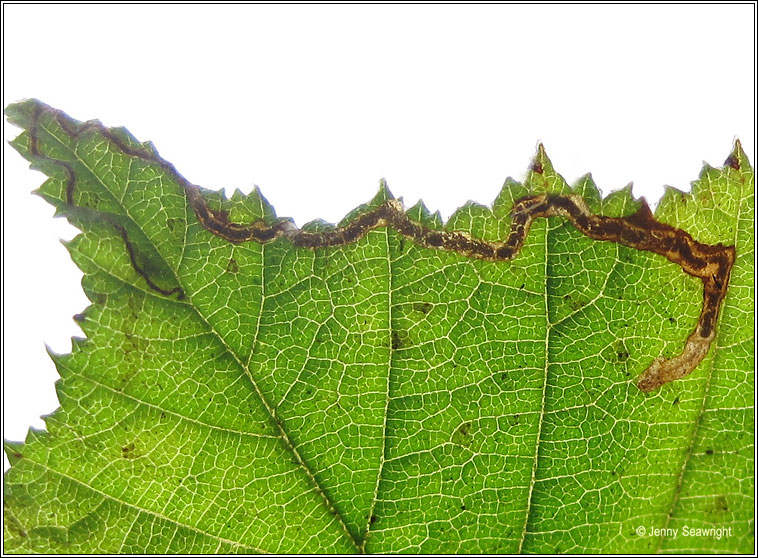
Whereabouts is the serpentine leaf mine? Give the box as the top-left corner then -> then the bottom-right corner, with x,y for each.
14,100 -> 736,392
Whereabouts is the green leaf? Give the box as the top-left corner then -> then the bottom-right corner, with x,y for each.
4,99 -> 753,554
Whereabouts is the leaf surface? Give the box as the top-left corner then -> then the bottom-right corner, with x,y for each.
4,100 -> 754,554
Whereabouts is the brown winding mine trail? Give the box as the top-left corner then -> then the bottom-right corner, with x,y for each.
26,102 -> 736,393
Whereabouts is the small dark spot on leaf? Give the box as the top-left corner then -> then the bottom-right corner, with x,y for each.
391,332 -> 401,350
73,313 -> 86,323
668,317 -> 676,325
121,442 -> 136,459
226,258 -> 240,273
370,515 -> 377,524
672,396 -> 680,405
568,297 -> 586,311
452,421 -> 474,447
414,302 -> 432,315
725,155 -> 740,170
531,161 -> 544,174
706,449 -> 714,455
391,331 -> 411,350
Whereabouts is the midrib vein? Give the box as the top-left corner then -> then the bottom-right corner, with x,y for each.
36,121 -> 360,552
517,217 -> 551,552
361,226 -> 394,552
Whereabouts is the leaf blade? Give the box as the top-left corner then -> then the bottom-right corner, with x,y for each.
5,100 -> 753,554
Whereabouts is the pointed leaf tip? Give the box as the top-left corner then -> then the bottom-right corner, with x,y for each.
378,178 -> 394,200
530,143 -> 554,175
725,138 -> 750,172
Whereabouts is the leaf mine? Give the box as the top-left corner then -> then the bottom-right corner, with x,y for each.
20,101 -> 735,392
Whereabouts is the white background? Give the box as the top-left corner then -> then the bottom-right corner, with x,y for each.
3,4 -> 755,470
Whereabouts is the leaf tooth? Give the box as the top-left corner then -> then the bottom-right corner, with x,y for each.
229,187 -> 246,201
657,183 -> 690,216
430,209 -> 444,228
3,441 -> 25,465
525,142 -> 570,195
248,185 -> 278,219
572,173 -> 602,212
24,427 -> 51,447
600,182 -> 641,217
45,342 -> 78,369
724,137 -> 751,172
406,200 -> 432,223
377,177 -> 395,200
492,177 -> 529,218
4,98 -> 41,128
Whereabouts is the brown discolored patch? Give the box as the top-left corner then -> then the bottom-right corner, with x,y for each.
166,218 -> 177,231
452,421 -> 475,447
121,442 -> 137,459
713,495 -> 729,512
562,293 -> 587,312
414,302 -> 433,315
4,510 -> 27,539
391,331 -> 409,350
725,155 -> 740,170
